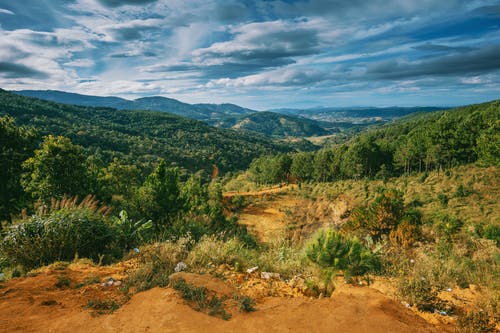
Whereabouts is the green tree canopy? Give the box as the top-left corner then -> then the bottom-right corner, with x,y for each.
0,116 -> 36,223
22,135 -> 92,202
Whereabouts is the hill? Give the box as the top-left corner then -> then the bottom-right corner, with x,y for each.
14,91 -> 447,140
246,100 -> 499,184
0,89 -> 304,174
14,90 -> 254,123
216,111 -> 334,137
271,106 -> 443,124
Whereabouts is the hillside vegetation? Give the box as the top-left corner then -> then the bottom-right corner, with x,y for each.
246,100 -> 499,184
217,111 -> 333,137
0,89 -> 305,174
15,90 -> 254,122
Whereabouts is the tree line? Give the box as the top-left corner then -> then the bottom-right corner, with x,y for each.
248,100 -> 499,184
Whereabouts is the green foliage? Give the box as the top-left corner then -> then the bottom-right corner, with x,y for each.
113,210 -> 152,250
135,160 -> 182,232
397,277 -> 442,312
306,229 -> 379,291
237,295 -> 256,312
0,116 -> 37,224
248,154 -> 292,184
247,100 -> 499,184
457,310 -> 497,333
55,275 -> 71,289
126,238 -> 191,292
0,198 -> 118,270
483,224 -> 500,246
171,278 -> 231,320
437,193 -> 449,207
348,189 -> 420,243
435,214 -> 463,238
98,157 -> 141,204
22,135 -> 92,203
85,298 -> 121,315
0,89 -> 298,175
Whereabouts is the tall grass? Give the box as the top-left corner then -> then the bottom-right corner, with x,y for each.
0,196 -> 119,270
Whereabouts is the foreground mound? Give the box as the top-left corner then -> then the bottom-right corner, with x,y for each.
0,264 -> 450,333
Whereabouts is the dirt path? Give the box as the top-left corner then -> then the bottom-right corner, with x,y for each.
223,184 -> 296,198
0,267 -> 451,333
236,194 -> 305,243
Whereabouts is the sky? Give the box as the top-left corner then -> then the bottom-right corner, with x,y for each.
0,0 -> 499,109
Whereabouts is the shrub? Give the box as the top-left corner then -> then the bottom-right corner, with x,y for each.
306,229 -> 379,292
112,210 -> 152,250
398,277 -> 443,312
0,199 -> 119,270
85,298 -> 120,315
435,214 -> 463,238
55,275 -> 71,289
347,189 -> 420,243
186,235 -> 252,271
172,278 -> 231,320
457,310 -> 496,333
483,224 -> 500,246
126,237 -> 191,292
237,295 -> 256,312
437,193 -> 449,207
256,238 -> 305,279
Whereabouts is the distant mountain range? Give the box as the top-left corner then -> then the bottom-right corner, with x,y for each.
14,90 -> 252,122
269,106 -> 444,124
13,90 -> 443,138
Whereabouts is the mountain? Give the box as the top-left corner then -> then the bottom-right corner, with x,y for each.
217,111 -> 335,137
269,106 -> 443,124
0,89 -> 309,174
13,89 -> 128,108
14,90 -> 255,123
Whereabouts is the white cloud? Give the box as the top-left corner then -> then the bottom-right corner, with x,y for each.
0,8 -> 15,15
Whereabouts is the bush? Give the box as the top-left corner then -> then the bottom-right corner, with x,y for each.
127,237 -> 192,292
435,214 -> 463,238
437,193 -> 449,207
237,295 -> 256,312
0,200 -> 119,270
398,277 -> 443,312
85,298 -> 121,315
306,229 -> 379,292
483,224 -> 500,246
457,310 -> 496,333
172,278 -> 231,320
186,235 -> 249,270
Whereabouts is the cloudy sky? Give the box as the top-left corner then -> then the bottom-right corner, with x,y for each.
0,0 -> 499,109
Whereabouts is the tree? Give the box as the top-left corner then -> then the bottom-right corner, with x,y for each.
99,157 -> 141,203
22,135 -> 91,203
136,160 -> 182,232
290,152 -> 314,182
0,117 -> 36,224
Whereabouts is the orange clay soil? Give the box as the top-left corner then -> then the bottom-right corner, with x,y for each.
0,262 -> 454,333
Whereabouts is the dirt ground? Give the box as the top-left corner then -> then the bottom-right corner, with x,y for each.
0,185 -> 490,332
0,265 -> 452,333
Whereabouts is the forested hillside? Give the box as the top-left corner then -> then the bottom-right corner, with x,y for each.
247,100 -> 499,184
0,89 -> 305,174
14,90 -> 254,123
216,111 -> 334,137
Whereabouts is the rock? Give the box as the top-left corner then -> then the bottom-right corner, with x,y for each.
246,266 -> 259,274
174,261 -> 187,272
261,272 -> 280,280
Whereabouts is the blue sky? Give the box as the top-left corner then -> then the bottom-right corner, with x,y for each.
0,0 -> 499,109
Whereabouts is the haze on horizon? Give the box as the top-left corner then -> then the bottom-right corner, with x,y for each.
0,0 -> 499,110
